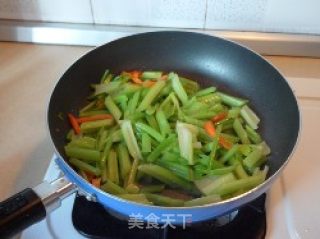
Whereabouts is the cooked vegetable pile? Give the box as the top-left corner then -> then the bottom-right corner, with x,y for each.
65,70 -> 270,207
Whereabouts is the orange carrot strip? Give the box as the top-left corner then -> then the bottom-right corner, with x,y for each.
204,121 -> 216,137
68,113 -> 81,134
92,177 -> 101,188
77,114 -> 113,123
219,136 -> 233,150
130,70 -> 143,84
212,112 -> 228,123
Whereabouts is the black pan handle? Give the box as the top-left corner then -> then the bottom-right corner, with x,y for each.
0,188 -> 46,238
0,177 -> 76,238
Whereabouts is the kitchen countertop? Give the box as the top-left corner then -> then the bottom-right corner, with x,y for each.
1,41 -> 320,201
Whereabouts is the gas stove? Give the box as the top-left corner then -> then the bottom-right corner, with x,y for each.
20,78 -> 320,238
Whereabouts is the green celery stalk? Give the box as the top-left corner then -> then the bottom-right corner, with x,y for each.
147,135 -> 176,162
79,101 -> 96,113
101,180 -> 127,194
117,143 -> 132,182
69,158 -> 101,176
79,110 -> 109,117
217,92 -> 248,107
243,148 -> 263,170
197,93 -> 221,105
127,157 -> 139,186
141,133 -> 152,153
65,146 -> 100,162
118,194 -> 152,204
127,91 -> 141,115
69,136 -> 97,149
169,72 -> 188,105
99,69 -> 110,83
120,120 -> 142,160
155,109 -> 171,136
137,80 -> 166,111
210,174 -> 265,196
194,87 -> 217,97
141,71 -> 162,79
145,115 -> 160,131
156,160 -> 194,181
108,149 -> 119,185
245,125 -> 262,144
194,173 -> 236,196
80,119 -> 114,133
176,122 -> 194,165
220,144 -> 239,163
135,122 -> 164,142
105,96 -> 122,121
145,193 -> 184,206
184,194 -> 221,206
240,105 -> 260,130
233,118 -> 250,144
138,164 -> 194,191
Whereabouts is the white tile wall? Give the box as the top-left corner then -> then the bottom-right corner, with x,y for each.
0,0 -> 320,34
91,0 -> 207,28
0,0 -> 93,23
205,0 -> 320,34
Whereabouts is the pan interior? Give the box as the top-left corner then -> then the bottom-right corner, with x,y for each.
48,31 -> 300,180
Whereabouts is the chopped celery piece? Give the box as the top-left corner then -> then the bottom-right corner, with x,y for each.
70,158 -> 101,176
120,120 -> 142,160
169,72 -> 188,105
240,105 -> 260,130
138,164 -> 194,191
69,136 -> 96,149
80,119 -> 113,133
176,122 -> 194,165
101,180 -> 126,195
141,133 -> 152,153
137,80 -> 166,111
117,144 -> 132,182
141,71 -> 162,79
194,173 -> 236,196
145,193 -> 184,206
118,194 -> 152,204
136,122 -> 164,142
147,135 -> 176,162
233,118 -> 250,144
156,109 -> 171,136
217,92 -> 248,107
108,149 -> 119,185
194,87 -> 217,97
105,96 -> 122,121
65,146 -> 100,162
245,125 -> 262,144
184,194 -> 221,206
220,144 -> 239,163
210,174 -> 265,196
243,148 -> 263,170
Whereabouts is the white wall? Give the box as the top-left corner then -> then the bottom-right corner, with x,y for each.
0,0 -> 319,34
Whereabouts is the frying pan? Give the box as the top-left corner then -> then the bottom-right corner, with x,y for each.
0,31 -> 300,238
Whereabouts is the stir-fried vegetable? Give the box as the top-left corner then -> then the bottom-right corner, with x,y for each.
64,70 -> 271,207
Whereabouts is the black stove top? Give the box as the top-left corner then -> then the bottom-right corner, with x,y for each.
72,194 -> 266,239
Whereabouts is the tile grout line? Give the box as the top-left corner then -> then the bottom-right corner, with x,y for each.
89,0 -> 96,24
203,0 -> 209,29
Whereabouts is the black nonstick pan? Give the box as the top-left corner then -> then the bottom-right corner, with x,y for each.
0,31 -> 300,238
